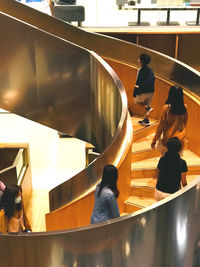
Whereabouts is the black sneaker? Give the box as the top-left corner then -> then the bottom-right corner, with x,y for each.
145,106 -> 154,116
138,118 -> 150,126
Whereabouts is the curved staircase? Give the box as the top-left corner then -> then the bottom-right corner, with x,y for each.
123,117 -> 200,214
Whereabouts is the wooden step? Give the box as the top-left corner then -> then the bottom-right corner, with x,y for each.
187,175 -> 200,183
131,167 -> 157,179
131,116 -> 158,142
130,175 -> 200,198
125,175 -> 199,214
131,177 -> 156,187
132,133 -> 155,153
187,165 -> 200,175
133,123 -> 158,142
130,184 -> 155,198
132,148 -> 160,162
131,117 -> 156,131
131,165 -> 200,179
125,196 -> 156,212
131,175 -> 199,188
120,212 -> 128,217
124,201 -> 143,213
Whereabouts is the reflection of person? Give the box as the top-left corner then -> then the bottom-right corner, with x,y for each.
90,165 -> 120,224
0,185 -> 32,233
151,85 -> 188,155
133,53 -> 155,126
155,137 -> 188,201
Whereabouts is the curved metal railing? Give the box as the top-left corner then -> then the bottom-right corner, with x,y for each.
0,11 -> 127,213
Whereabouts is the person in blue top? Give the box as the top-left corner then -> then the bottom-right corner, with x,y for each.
133,53 -> 155,126
90,164 -> 120,224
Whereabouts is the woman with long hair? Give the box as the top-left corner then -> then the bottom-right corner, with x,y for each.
0,185 -> 32,233
90,164 -> 120,224
151,85 -> 188,155
155,137 -> 188,201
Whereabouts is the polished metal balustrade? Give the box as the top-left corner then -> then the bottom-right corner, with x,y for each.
0,1 -> 200,266
0,11 -> 127,212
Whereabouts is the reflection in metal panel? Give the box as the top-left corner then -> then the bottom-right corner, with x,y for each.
0,12 -> 127,211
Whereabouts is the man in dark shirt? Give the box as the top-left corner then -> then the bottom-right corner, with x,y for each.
133,53 -> 155,126
155,137 -> 188,201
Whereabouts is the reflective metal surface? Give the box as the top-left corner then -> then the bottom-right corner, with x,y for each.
1,178 -> 200,266
0,11 -> 127,211
1,0 -> 200,211
0,3 -> 200,267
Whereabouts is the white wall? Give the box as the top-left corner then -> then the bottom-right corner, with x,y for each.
0,109 -> 86,189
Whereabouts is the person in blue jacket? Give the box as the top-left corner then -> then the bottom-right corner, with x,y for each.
90,164 -> 120,224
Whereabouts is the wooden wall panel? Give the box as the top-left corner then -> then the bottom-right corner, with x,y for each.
46,192 -> 95,230
183,93 -> 200,156
138,34 -> 176,58
102,33 -> 137,44
178,34 -> 200,71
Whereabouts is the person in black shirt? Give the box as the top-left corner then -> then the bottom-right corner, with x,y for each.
155,137 -> 188,201
133,53 -> 155,126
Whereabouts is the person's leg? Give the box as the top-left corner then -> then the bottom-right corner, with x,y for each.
144,93 -> 154,119
134,94 -> 150,126
154,188 -> 163,201
155,188 -> 171,201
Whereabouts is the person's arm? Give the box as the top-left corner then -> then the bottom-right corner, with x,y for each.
181,159 -> 188,188
181,172 -> 187,187
151,105 -> 168,149
0,181 -> 6,192
135,68 -> 147,91
108,194 -> 120,219
155,168 -> 159,180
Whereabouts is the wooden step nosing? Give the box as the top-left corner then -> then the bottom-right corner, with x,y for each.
132,148 -> 155,154
131,185 -> 155,189
131,166 -> 157,171
125,201 -> 145,208
133,122 -> 158,134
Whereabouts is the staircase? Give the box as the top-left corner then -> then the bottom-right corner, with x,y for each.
122,117 -> 200,215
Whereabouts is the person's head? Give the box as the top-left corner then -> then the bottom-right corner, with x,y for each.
0,185 -> 22,218
167,137 -> 182,154
98,165 -> 119,198
138,53 -> 151,67
166,85 -> 186,115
